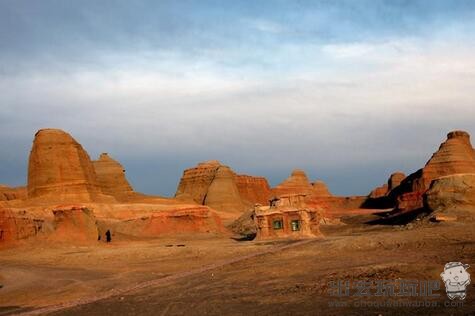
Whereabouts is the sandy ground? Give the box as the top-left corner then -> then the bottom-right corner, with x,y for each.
1,215 -> 474,315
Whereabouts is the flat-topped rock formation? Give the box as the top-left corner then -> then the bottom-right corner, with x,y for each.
175,161 -> 273,215
0,185 -> 26,201
50,206 -> 99,243
27,129 -> 113,203
92,153 -> 135,201
175,160 -> 222,204
368,172 -> 406,199
0,208 -> 45,246
388,172 -> 405,191
235,175 -> 271,205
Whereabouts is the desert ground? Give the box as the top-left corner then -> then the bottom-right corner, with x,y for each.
1,212 -> 474,316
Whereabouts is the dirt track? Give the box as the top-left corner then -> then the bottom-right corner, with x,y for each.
1,219 -> 475,315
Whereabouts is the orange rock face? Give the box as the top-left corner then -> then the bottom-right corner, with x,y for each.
174,161 -> 266,214
424,173 -> 475,221
97,204 -> 225,237
311,180 -> 332,197
0,185 -> 26,201
50,206 -> 99,243
369,184 -> 389,199
92,153 -> 134,201
1,129 -> 226,247
175,160 -> 222,204
272,169 -> 314,197
0,208 -> 45,246
204,166 -> 246,213
394,131 -> 475,212
27,129 -> 113,203
235,175 -> 271,205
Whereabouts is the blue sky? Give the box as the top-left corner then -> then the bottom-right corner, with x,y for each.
0,0 -> 474,196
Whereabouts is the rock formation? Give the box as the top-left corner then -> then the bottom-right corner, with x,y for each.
235,175 -> 271,205
272,169 -> 314,197
311,180 -> 332,196
27,129 -> 113,203
97,205 -> 225,237
1,129 -> 226,247
92,153 -> 135,200
368,172 -> 406,199
175,160 -> 222,204
0,209 -> 45,246
0,185 -> 26,201
393,131 -> 475,212
388,172 -> 405,191
50,206 -> 99,243
175,161 -> 270,214
204,166 -> 246,213
424,174 -> 475,221
369,184 -> 389,199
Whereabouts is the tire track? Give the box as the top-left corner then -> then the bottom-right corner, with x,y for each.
13,238 -> 319,316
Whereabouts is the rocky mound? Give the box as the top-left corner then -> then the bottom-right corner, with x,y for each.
50,206 -> 99,243
92,153 -> 135,201
227,210 -> 256,238
0,185 -> 26,201
27,129 -> 114,203
272,169 -> 314,196
311,180 -> 332,197
424,173 -> 475,221
394,131 -> 475,212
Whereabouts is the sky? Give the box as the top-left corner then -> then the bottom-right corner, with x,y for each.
0,0 -> 474,196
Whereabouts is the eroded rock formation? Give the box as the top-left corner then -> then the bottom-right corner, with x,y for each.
0,209 -> 45,246
311,180 -> 332,197
394,131 -> 475,212
175,161 -> 271,214
0,185 -> 26,201
388,172 -> 405,191
272,169 -> 314,197
235,175 -> 271,205
27,129 -> 113,203
204,166 -> 246,213
50,206 -> 99,243
92,153 -> 135,200
175,160 -> 222,204
1,129 -> 225,247
424,174 -> 475,221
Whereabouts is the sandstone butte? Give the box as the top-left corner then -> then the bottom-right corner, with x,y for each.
391,130 -> 475,214
270,169 -> 366,219
0,129 -> 224,247
368,172 -> 406,199
175,160 -> 272,217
